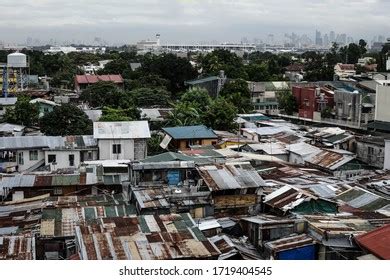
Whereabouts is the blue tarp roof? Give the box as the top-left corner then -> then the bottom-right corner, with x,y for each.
163,125 -> 217,140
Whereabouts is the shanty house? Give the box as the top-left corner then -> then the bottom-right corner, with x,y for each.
197,162 -> 266,216
75,213 -> 221,260
239,215 -> 307,253
264,234 -> 317,260
161,125 -> 218,151
93,121 -> 151,161
263,185 -> 338,215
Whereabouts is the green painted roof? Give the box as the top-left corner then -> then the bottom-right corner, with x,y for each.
142,152 -> 194,163
163,125 -> 217,140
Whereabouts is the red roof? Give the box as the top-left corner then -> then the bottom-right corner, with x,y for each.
75,74 -> 123,85
338,64 -> 355,71
355,224 -> 390,260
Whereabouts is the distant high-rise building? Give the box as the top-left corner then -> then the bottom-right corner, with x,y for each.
330,31 -> 335,43
315,30 -> 323,46
267,34 -> 275,45
323,34 -> 329,47
378,35 -> 385,43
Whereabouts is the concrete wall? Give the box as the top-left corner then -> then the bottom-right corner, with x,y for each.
16,149 -> 45,172
356,141 -> 384,169
384,140 -> 390,170
375,85 -> 390,122
45,150 -> 81,170
98,139 -> 141,160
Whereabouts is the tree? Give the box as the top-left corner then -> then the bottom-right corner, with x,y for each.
220,79 -> 253,113
130,87 -> 172,107
167,103 -> 202,127
140,53 -> 198,94
278,90 -> 298,115
147,133 -> 165,156
245,63 -> 270,81
80,81 -> 133,109
3,95 -> 39,127
99,107 -> 140,122
40,104 -> 92,136
200,49 -> 248,79
359,39 -> 368,56
203,97 -> 237,131
179,87 -> 212,112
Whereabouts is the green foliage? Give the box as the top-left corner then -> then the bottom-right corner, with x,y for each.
3,95 -> 39,127
147,133 -> 165,156
321,107 -> 333,119
179,87 -> 212,112
39,104 -> 92,136
203,97 -> 238,131
127,74 -> 169,90
80,81 -> 133,109
220,79 -> 253,113
278,90 -> 298,115
200,49 -> 248,79
140,53 -> 198,94
130,87 -> 172,107
167,103 -> 202,127
99,107 -> 140,122
245,63 -> 270,81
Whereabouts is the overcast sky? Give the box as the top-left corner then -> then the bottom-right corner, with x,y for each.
0,0 -> 389,45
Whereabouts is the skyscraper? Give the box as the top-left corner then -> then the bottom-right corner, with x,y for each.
330,31 -> 335,43
315,30 -> 323,46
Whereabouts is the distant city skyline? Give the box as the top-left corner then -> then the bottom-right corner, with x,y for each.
0,0 -> 389,46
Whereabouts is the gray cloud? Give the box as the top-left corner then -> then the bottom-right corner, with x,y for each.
0,0 -> 388,44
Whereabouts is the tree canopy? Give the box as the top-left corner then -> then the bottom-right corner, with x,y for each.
3,95 -> 39,127
39,104 -> 92,136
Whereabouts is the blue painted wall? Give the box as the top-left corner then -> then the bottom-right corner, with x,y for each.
277,244 -> 316,260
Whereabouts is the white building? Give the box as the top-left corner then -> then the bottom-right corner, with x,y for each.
0,135 -> 98,172
93,121 -> 151,161
375,85 -> 390,122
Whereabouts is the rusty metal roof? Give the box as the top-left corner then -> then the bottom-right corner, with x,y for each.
265,234 -> 315,253
306,150 -> 355,171
0,235 -> 35,260
132,187 -> 170,210
198,163 -> 265,191
355,224 -> 390,260
76,213 -> 221,260
40,194 -> 136,238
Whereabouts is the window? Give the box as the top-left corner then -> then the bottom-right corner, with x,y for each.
18,152 -> 24,165
29,150 -> 38,161
69,154 -> 75,166
112,144 -> 121,154
368,147 -> 374,155
87,151 -> 93,160
48,154 -> 56,163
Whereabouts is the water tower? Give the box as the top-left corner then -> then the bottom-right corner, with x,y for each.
3,52 -> 29,96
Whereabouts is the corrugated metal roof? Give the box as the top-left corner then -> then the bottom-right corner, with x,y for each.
93,121 -> 151,139
133,187 -> 170,210
76,213 -> 220,260
163,125 -> 217,140
0,136 -> 63,150
356,224 -> 390,260
337,188 -> 390,211
75,74 -> 123,84
198,163 -> 265,191
0,235 -> 35,260
306,150 -> 355,171
265,234 -> 315,253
